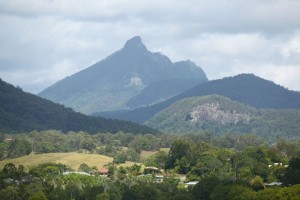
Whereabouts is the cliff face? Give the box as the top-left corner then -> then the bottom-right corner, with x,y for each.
145,94 -> 300,139
186,103 -> 251,124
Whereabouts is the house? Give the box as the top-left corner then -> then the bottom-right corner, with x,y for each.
274,163 -> 283,166
63,171 -> 92,176
265,182 -> 283,187
183,181 -> 199,190
4,137 -> 13,142
144,166 -> 161,174
3,178 -> 15,184
99,168 -> 109,176
185,181 -> 199,187
155,175 -> 164,183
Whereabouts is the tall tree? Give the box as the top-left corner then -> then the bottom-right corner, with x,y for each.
8,138 -> 32,158
166,139 -> 192,170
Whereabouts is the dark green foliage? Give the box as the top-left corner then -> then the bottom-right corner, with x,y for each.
210,184 -> 232,200
2,163 -> 17,178
113,153 -> 127,164
81,137 -> 97,153
231,147 -> 270,181
166,139 -> 191,171
283,156 -> 300,185
128,134 -> 159,153
8,138 -> 31,158
227,185 -> 255,200
0,143 -> 9,160
28,190 -> 48,200
0,78 -> 158,134
102,74 -> 300,123
123,148 -> 140,162
192,176 -> 220,200
78,163 -> 92,173
144,151 -> 168,169
1,163 -> 27,180
29,163 -> 70,178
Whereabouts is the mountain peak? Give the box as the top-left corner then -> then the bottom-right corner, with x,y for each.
123,36 -> 147,51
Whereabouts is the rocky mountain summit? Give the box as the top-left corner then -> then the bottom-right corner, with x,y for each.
39,36 -> 208,114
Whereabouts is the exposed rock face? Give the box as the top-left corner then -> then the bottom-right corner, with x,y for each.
186,103 -> 251,124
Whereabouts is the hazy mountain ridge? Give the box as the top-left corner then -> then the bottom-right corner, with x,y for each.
39,36 -> 208,114
95,74 -> 300,123
0,78 -> 158,134
145,95 -> 300,139
126,78 -> 202,108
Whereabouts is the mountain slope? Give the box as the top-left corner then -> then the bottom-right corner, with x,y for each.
145,95 -> 300,139
126,78 -> 202,108
0,78 -> 158,134
95,74 -> 300,123
39,36 -> 208,114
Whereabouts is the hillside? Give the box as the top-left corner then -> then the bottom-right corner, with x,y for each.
0,152 -> 135,171
39,36 -> 208,114
145,95 -> 300,139
96,74 -> 300,123
126,78 -> 202,108
0,78 -> 157,134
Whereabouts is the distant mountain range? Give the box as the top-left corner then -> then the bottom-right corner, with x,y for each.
39,36 -> 208,114
0,78 -> 158,134
145,95 -> 300,139
95,74 -> 300,123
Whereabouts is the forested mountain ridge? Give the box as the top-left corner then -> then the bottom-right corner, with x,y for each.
95,74 -> 300,123
0,78 -> 158,134
39,36 -> 208,114
145,95 -> 300,140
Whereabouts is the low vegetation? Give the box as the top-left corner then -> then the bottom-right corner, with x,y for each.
1,130 -> 300,199
0,152 -> 116,171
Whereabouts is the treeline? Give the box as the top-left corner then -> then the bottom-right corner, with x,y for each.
2,130 -> 300,163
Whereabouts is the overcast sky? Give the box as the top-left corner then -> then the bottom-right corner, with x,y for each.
0,0 -> 300,93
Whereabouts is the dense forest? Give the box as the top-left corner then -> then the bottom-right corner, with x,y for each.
1,131 -> 300,199
0,78 -> 157,134
146,95 -> 300,141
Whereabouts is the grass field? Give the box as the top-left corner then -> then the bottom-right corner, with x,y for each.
160,148 -> 170,153
140,148 -> 170,161
140,150 -> 157,160
0,152 -> 136,171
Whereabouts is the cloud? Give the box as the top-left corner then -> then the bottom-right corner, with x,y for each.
0,0 -> 300,93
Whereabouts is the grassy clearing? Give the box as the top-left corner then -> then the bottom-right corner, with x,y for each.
160,148 -> 170,153
140,148 -> 170,160
0,152 -> 136,171
140,150 -> 157,160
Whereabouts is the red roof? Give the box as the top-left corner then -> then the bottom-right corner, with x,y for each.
99,168 -> 109,173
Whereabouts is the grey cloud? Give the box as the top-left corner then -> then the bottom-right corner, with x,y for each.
0,0 -> 300,92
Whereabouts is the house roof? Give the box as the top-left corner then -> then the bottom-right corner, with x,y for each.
185,181 -> 199,185
265,182 -> 283,186
99,168 -> 109,173
145,167 -> 159,170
